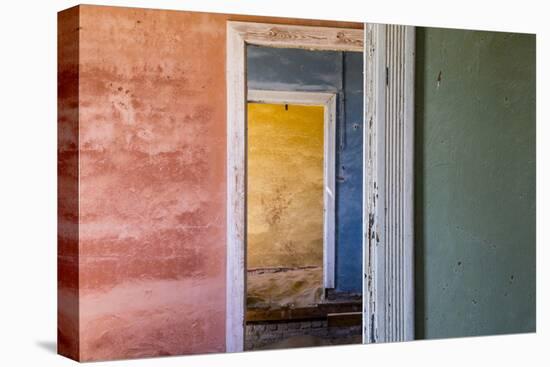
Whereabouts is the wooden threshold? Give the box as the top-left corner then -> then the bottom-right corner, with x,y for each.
246,301 -> 361,323
327,312 -> 362,327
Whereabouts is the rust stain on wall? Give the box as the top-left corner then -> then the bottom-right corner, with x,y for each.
58,4 -> 362,361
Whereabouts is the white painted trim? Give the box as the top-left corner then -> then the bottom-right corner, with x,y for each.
226,21 -> 363,353
362,23 -> 415,344
248,90 -> 337,289
248,90 -> 335,106
226,20 -> 247,354
227,21 -> 364,52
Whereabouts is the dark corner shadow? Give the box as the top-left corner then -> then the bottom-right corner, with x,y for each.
414,27 -> 426,340
36,340 -> 57,354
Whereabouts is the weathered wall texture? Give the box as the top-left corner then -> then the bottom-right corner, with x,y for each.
77,6 -> 227,361
247,103 -> 324,268
58,5 -> 361,361
415,28 -> 536,339
247,46 -> 364,292
57,6 -> 80,361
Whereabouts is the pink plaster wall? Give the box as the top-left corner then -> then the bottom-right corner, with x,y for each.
58,5 -> 361,361
58,6 -> 80,360
77,6 -> 227,361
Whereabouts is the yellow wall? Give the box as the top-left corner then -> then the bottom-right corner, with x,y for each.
247,103 -> 324,269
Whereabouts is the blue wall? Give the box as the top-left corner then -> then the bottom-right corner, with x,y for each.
336,52 -> 363,292
247,45 -> 364,293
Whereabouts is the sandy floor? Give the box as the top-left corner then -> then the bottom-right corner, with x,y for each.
247,266 -> 323,309
246,266 -> 363,351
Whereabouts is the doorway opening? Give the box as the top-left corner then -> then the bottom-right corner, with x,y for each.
246,101 -> 327,306
226,21 -> 365,352
243,44 -> 363,349
227,21 -> 415,352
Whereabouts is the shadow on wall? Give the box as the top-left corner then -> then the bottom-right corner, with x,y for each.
414,27 -> 427,340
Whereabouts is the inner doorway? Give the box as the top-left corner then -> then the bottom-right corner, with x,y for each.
225,21 -> 366,353
243,47 -> 363,350
247,102 -> 325,312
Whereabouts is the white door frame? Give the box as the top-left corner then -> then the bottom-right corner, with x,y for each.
226,20 -> 414,352
226,21 -> 362,352
248,89 -> 337,290
362,23 -> 415,343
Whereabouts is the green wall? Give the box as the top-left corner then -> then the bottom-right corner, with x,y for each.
415,27 -> 536,339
